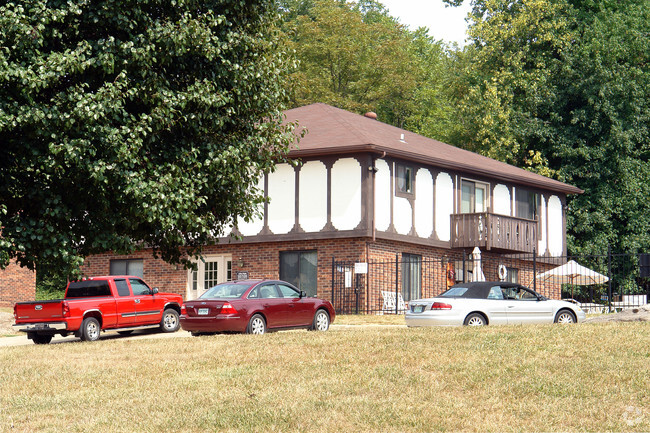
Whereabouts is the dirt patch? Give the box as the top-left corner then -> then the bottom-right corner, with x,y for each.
0,311 -> 16,335
585,304 -> 650,323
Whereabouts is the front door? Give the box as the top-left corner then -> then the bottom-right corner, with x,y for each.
187,255 -> 232,300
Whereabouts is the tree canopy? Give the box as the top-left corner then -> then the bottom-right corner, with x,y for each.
280,0 -> 461,142
448,0 -> 650,255
0,0 -> 295,276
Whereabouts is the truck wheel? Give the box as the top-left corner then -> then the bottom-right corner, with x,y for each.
160,309 -> 180,333
80,317 -> 101,342
31,333 -> 53,345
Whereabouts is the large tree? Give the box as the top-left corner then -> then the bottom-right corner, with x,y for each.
448,0 -> 650,255
0,0 -> 295,277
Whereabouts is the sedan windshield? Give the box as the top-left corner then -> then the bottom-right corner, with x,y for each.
200,284 -> 248,299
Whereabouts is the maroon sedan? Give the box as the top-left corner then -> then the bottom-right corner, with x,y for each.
180,280 -> 335,335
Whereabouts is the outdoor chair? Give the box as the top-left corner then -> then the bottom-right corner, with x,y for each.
380,291 -> 407,314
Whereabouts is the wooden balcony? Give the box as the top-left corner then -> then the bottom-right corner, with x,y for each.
450,213 -> 538,253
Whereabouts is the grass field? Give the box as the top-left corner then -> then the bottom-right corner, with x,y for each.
0,319 -> 648,432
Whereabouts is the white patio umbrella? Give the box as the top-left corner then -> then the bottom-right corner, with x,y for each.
471,247 -> 486,282
536,260 -> 609,286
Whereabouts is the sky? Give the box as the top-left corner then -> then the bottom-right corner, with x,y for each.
378,0 -> 472,46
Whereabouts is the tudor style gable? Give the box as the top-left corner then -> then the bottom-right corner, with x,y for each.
230,104 -> 581,258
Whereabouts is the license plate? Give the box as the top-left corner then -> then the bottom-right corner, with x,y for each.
413,305 -> 425,313
197,308 -> 209,315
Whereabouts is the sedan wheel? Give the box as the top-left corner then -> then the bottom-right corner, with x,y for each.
464,313 -> 487,326
554,310 -> 576,324
311,309 -> 330,331
246,314 -> 266,335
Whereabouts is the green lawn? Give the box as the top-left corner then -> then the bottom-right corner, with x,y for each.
0,320 -> 648,432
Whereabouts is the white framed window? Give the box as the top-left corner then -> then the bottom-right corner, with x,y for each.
460,179 -> 489,214
187,255 -> 232,300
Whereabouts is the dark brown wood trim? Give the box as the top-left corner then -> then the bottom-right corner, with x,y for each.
289,145 -> 583,195
259,173 -> 273,236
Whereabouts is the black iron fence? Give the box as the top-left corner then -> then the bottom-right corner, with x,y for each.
330,250 -> 650,315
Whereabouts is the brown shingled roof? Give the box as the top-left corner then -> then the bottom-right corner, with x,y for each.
284,103 -> 582,195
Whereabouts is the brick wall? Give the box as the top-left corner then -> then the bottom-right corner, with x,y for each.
82,237 -> 562,305
82,238 -> 370,301
0,261 -> 36,307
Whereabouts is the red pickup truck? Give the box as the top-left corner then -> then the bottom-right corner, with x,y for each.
13,276 -> 183,344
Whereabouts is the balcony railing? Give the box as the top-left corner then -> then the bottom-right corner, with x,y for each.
450,213 -> 538,253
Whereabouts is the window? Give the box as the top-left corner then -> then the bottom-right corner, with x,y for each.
110,259 -> 143,278
506,267 -> 519,283
440,286 -> 469,297
204,261 -> 219,289
516,188 -> 539,220
396,164 -> 414,195
402,253 -> 422,302
114,279 -> 131,297
129,278 -> 151,296
203,283 -> 246,299
461,180 -> 488,213
488,286 -> 504,300
66,281 -> 111,298
259,284 -> 279,299
280,251 -> 317,297
277,284 -> 301,298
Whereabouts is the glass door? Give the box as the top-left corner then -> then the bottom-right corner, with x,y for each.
187,255 -> 232,300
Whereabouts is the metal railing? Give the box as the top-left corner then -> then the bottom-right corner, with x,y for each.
330,249 -> 650,315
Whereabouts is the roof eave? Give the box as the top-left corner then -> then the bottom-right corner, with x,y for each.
288,145 -> 584,195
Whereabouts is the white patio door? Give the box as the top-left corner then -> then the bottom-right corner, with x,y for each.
187,255 -> 232,300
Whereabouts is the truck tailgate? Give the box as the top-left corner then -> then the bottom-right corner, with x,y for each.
14,300 -> 65,322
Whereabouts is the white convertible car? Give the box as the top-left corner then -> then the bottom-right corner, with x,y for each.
405,281 -> 586,327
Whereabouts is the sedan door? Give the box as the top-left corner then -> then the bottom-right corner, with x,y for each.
276,283 -> 314,326
502,286 -> 555,325
480,285 -> 508,325
256,283 -> 287,328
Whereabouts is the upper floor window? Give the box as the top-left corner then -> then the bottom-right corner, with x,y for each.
396,164 -> 414,196
461,180 -> 488,213
516,188 -> 539,220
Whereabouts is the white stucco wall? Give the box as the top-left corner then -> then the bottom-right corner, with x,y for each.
493,184 -> 511,215
414,168 -> 434,238
299,161 -> 327,232
267,163 -> 295,234
547,195 -> 563,256
374,159 -> 391,232
393,196 -> 412,235
435,172 -> 454,241
237,176 -> 265,236
331,158 -> 362,231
